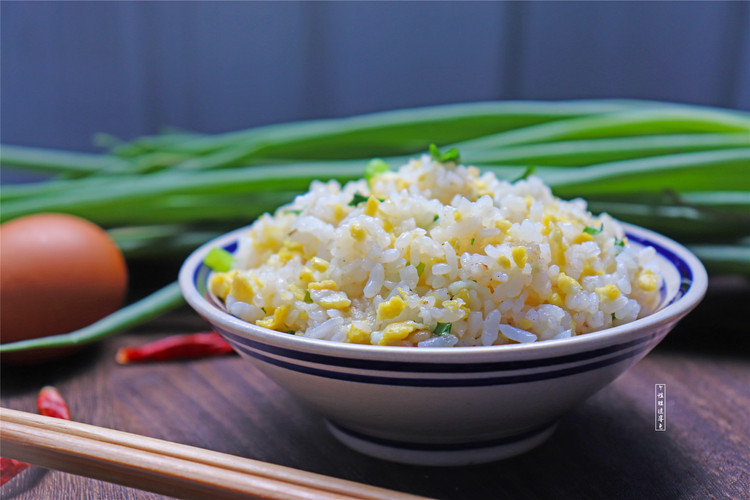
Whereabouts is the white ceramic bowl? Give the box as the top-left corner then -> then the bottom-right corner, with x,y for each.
179,222 -> 707,466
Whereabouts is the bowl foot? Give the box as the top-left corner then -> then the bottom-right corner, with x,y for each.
326,420 -> 558,466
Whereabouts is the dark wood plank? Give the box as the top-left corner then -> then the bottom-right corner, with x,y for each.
2,282 -> 749,500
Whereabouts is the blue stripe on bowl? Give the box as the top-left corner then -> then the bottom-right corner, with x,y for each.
219,329 -> 656,373
328,420 -> 557,452
225,333 -> 657,387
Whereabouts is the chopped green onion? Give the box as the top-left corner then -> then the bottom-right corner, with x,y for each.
349,192 -> 370,206
204,247 -> 234,272
416,262 -> 426,277
470,237 -> 475,246
583,224 -> 604,235
365,158 -> 391,184
304,290 -> 312,303
429,144 -> 460,164
283,208 -> 303,215
433,322 -> 452,336
433,214 -> 439,222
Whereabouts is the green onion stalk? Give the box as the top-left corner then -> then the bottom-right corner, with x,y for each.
1,98 -> 749,353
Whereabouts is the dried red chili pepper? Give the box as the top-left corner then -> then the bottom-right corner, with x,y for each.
1,386 -> 71,486
0,458 -> 30,486
37,385 -> 71,420
116,331 -> 235,364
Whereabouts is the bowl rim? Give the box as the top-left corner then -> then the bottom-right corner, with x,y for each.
178,221 -> 707,362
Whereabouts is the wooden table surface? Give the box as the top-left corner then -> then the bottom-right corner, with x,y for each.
2,273 -> 749,500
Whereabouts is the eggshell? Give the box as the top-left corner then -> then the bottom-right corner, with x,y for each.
1,213 -> 128,361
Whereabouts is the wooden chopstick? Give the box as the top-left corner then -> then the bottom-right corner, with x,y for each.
0,407 -> 431,500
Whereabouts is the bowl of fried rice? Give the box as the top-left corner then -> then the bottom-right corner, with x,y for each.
180,151 -> 707,465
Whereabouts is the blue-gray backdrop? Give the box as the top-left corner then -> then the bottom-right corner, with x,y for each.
1,1 -> 749,153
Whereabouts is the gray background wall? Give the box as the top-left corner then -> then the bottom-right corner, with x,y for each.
1,1 -> 749,153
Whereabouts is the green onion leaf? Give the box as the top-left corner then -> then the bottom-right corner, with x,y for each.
433,322 -> 452,336
204,247 -> 234,272
304,290 -> 313,303
283,208 -> 303,215
429,144 -> 460,164
614,237 -> 626,247
433,214 -> 439,222
470,237 -> 475,246
512,165 -> 536,183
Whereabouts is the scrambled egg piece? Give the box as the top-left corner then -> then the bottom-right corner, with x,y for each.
309,257 -> 329,272
379,321 -> 419,346
209,270 -> 238,300
256,305 -> 290,330
572,232 -> 594,244
316,291 -> 351,310
548,292 -> 564,307
377,295 -> 407,320
346,324 -> 371,344
364,196 -> 380,217
511,246 -> 527,267
557,273 -> 581,295
308,280 -> 338,291
350,223 -> 366,240
230,274 -> 257,303
638,269 -> 660,291
333,203 -> 346,222
596,284 -> 621,303
299,266 -> 314,281
442,299 -> 469,319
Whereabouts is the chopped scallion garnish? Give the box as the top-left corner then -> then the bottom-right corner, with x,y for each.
416,262 -> 426,277
583,223 -> 604,235
433,322 -> 452,336
348,192 -> 384,206
348,192 -> 369,206
429,144 -> 460,164
365,158 -> 391,184
204,247 -> 234,272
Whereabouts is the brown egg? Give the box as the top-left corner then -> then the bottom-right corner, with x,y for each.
1,213 -> 128,361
